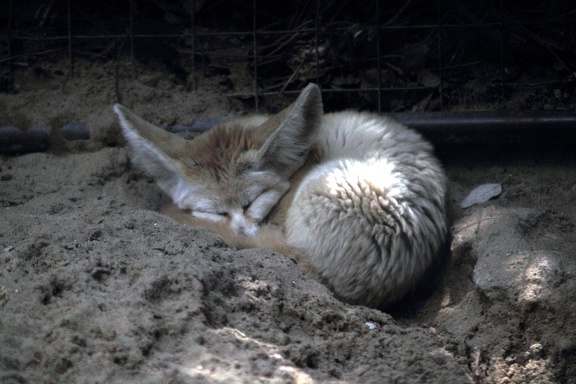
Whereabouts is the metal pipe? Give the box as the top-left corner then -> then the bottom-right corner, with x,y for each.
1,110 -> 575,155
0,126 -> 50,154
391,110 -> 576,146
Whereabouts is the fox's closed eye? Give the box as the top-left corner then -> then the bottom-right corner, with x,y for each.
191,210 -> 228,223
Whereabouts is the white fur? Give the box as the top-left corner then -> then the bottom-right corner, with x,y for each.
229,209 -> 258,236
192,210 -> 225,223
247,189 -> 286,222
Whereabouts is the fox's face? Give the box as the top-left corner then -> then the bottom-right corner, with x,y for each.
179,171 -> 288,236
166,122 -> 292,236
115,84 -> 323,236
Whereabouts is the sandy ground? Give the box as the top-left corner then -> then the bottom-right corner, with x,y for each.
1,59 -> 576,383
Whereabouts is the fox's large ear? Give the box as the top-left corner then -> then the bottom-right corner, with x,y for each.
255,83 -> 323,178
114,104 -> 189,191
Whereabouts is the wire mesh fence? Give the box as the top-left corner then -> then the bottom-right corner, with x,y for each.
2,0 -> 575,113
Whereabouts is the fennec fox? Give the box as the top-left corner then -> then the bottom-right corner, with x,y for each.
114,84 -> 447,308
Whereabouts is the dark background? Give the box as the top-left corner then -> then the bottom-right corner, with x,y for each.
1,0 -> 575,112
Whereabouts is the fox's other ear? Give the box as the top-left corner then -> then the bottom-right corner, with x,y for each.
114,104 -> 189,188
255,83 -> 323,178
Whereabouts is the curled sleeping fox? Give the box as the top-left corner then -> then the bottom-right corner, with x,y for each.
114,83 -> 447,308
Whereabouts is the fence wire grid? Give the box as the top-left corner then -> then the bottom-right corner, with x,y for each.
2,0 -> 576,113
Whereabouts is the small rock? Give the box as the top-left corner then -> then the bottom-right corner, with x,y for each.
461,183 -> 502,208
